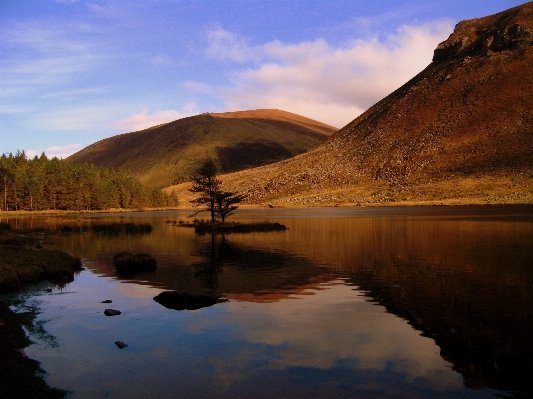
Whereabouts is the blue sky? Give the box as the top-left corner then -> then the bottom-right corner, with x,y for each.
0,0 -> 526,158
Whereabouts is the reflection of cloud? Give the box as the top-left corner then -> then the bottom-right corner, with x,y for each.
221,282 -> 462,388
112,280 -> 164,301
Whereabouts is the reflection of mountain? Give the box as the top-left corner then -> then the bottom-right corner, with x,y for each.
70,223 -> 335,302
344,255 -> 533,396
138,235 -> 335,301
186,235 -> 335,300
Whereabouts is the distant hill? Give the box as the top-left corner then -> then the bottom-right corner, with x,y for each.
166,2 -> 533,206
67,109 -> 337,188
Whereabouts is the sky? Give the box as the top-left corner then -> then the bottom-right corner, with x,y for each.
0,0 -> 527,159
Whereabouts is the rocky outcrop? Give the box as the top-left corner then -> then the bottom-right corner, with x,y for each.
433,4 -> 533,62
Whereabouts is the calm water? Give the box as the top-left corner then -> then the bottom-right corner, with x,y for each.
2,205 -> 533,398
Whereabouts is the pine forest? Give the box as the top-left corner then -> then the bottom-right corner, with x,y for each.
0,151 -> 179,211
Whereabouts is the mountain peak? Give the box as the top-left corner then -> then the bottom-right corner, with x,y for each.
433,2 -> 533,63
68,109 -> 337,188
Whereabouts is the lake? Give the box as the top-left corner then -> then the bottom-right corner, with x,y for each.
2,205 -> 533,398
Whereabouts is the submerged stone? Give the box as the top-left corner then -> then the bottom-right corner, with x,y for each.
113,251 -> 156,273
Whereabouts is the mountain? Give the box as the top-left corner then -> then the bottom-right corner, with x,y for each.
67,109 -> 337,188
166,2 -> 533,206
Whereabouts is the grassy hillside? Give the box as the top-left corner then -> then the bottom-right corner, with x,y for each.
67,109 -> 336,188
166,2 -> 533,207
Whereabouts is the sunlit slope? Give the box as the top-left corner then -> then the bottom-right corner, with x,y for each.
167,2 -> 533,206
67,109 -> 336,188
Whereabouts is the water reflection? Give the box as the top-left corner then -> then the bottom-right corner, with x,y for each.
345,255 -> 533,395
3,206 -> 532,398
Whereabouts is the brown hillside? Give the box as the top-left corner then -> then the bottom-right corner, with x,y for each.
67,109 -> 336,188
167,2 -> 533,207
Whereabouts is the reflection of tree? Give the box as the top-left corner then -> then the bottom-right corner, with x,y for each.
190,235 -> 333,300
193,234 -> 228,291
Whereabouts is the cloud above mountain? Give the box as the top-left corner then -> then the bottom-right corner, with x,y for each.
196,20 -> 453,127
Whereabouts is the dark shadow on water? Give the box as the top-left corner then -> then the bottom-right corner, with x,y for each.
0,284 -> 70,399
344,255 -> 533,397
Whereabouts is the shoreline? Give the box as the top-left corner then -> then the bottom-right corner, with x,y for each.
0,226 -> 82,399
1,200 -> 533,218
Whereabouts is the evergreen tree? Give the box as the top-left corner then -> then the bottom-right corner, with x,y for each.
189,161 -> 221,222
0,152 -> 179,211
189,160 -> 246,223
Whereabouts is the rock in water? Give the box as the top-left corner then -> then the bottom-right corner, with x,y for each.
104,309 -> 121,316
115,341 -> 128,349
153,291 -> 228,311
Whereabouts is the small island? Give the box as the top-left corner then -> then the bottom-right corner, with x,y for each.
171,161 -> 287,235
168,219 -> 287,235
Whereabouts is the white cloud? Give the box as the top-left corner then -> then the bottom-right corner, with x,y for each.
149,54 -> 173,66
114,103 -> 199,132
206,28 -> 255,62
41,87 -> 106,99
25,150 -> 39,159
26,144 -> 82,160
26,105 -> 120,131
46,144 -> 82,159
205,21 -> 453,127
0,21 -> 102,99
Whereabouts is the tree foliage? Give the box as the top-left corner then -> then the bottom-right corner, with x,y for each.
215,191 -> 247,223
189,161 -> 221,222
189,161 -> 246,222
0,151 -> 179,211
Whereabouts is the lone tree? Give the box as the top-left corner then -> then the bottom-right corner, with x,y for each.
189,161 -> 221,222
189,161 -> 246,222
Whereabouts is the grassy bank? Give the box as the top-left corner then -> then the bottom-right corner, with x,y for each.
0,224 -> 83,293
